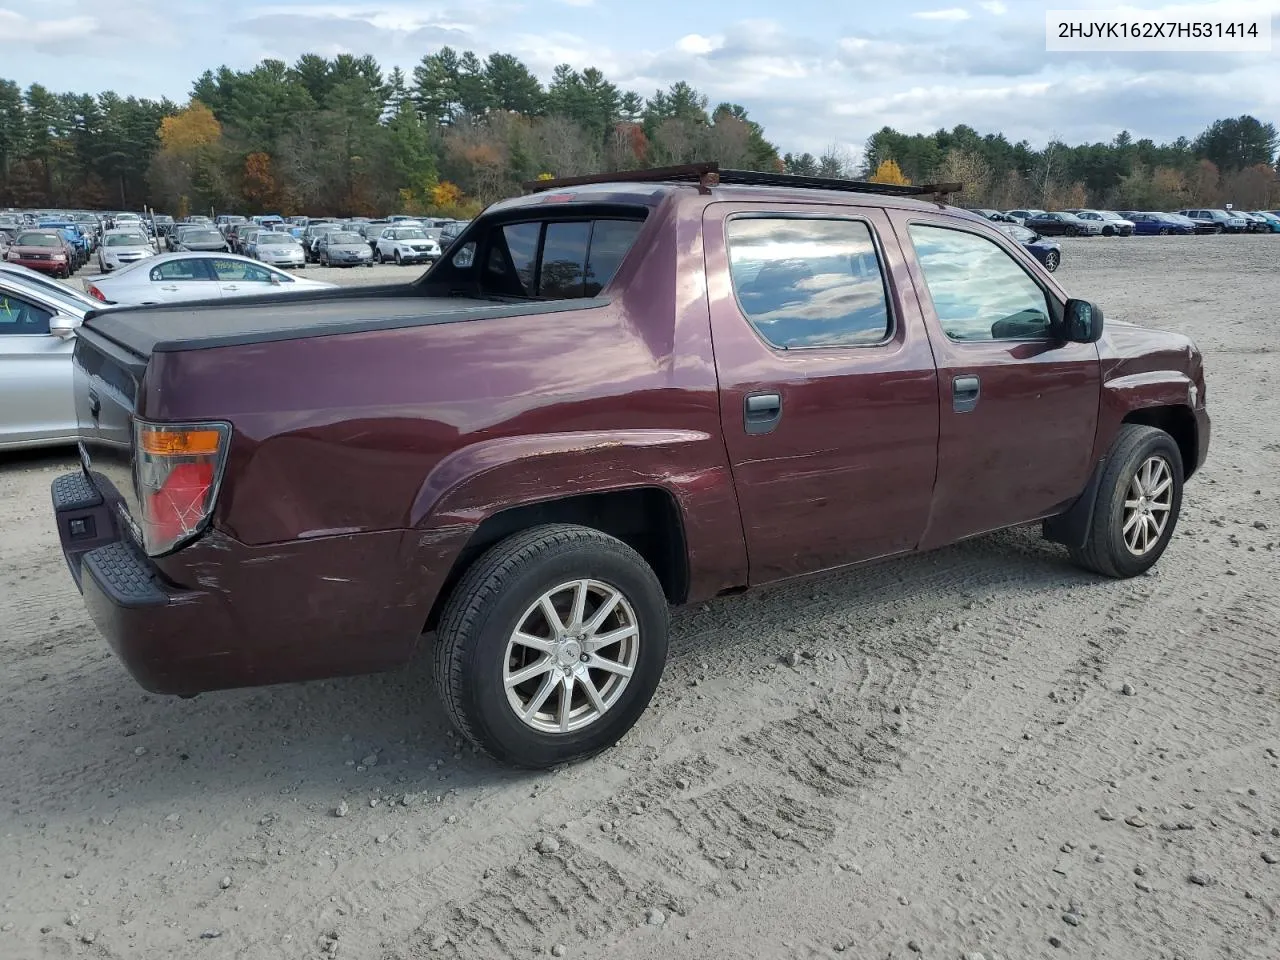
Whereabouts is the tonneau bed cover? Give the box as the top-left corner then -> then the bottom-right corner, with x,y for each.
81,290 -> 609,357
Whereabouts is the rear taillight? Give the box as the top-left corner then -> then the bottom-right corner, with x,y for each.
87,285 -> 106,302
133,420 -> 231,555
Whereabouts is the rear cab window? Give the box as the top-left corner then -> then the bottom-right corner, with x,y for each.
448,213 -> 646,301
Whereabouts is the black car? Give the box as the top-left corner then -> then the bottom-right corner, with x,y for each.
1022,211 -> 1101,237
966,208 -> 1018,224
173,227 -> 231,253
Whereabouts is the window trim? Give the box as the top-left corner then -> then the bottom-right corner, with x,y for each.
722,211 -> 897,353
904,219 -> 1064,345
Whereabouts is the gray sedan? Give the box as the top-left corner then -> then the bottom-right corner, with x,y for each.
0,269 -> 100,449
316,231 -> 374,267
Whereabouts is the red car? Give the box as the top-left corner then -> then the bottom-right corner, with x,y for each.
53,163 -> 1210,768
6,229 -> 73,278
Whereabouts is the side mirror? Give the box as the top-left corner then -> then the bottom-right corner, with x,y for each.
50,313 -> 79,340
1063,298 -> 1103,344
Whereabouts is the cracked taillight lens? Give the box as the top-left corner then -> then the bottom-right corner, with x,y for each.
133,420 -> 231,555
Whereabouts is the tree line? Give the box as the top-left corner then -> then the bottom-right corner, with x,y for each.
0,48 -> 1275,217
835,115 -> 1279,211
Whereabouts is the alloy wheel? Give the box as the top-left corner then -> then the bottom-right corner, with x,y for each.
502,578 -> 640,734
1122,456 -> 1173,556
1043,251 -> 1059,272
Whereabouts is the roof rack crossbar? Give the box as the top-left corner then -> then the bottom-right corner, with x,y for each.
522,162 -> 963,201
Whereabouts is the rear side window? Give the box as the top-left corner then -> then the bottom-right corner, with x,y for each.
150,259 -> 212,281
0,292 -> 53,335
480,218 -> 644,299
726,217 -> 891,349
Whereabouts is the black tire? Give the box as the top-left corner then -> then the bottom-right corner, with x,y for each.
1158,227 -> 1170,236
434,523 -> 670,768
1102,226 -> 1115,237
394,250 -> 403,265
374,248 -> 383,263
1068,424 -> 1184,579
1042,250 -> 1060,273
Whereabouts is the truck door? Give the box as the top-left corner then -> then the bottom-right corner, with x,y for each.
704,202 -> 941,585
891,211 -> 1101,548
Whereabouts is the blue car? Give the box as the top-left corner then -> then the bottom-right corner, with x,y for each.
996,222 -> 1061,272
1249,211 -> 1280,233
1117,212 -> 1196,236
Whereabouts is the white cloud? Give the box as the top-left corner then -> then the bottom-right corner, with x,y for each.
911,7 -> 971,20
0,10 -> 98,45
677,33 -> 720,55
979,0 -> 1007,13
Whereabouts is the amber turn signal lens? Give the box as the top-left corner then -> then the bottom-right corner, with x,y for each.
138,427 -> 223,456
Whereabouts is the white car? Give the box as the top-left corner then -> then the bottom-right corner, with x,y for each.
97,229 -> 156,272
82,252 -> 336,306
373,225 -> 441,265
251,232 -> 307,269
0,269 -> 101,449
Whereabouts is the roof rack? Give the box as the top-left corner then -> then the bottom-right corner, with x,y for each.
521,161 -> 962,202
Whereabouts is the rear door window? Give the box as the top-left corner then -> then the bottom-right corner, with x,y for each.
150,259 -> 214,282
726,217 -> 892,348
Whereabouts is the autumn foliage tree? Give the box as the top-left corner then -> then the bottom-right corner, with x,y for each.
869,159 -> 910,185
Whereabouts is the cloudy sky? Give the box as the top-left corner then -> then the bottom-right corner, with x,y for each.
0,0 -> 1277,160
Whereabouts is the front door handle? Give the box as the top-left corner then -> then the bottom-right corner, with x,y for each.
953,374 -> 981,413
744,391 -> 782,434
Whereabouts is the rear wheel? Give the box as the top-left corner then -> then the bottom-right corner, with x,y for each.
1158,227 -> 1170,236
1068,425 -> 1183,579
435,524 -> 669,768
1042,250 -> 1060,272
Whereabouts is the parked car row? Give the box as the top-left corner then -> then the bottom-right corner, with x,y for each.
969,206 -> 1280,237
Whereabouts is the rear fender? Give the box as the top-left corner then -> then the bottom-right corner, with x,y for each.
407,429 -> 748,608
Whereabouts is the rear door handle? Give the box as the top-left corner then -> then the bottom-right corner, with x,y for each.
744,391 -> 782,434
953,375 -> 981,413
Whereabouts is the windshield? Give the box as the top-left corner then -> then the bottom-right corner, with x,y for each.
331,233 -> 364,244
16,232 -> 60,247
105,233 -> 147,247
394,228 -> 427,240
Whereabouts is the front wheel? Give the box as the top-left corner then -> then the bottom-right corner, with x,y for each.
1158,227 -> 1170,236
435,524 -> 670,768
394,251 -> 403,265
1068,424 -> 1184,579
374,248 -> 383,263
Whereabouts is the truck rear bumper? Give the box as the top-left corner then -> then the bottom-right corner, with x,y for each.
52,471 -> 431,696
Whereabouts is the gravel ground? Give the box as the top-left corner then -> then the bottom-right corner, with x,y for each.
2,235 -> 1278,960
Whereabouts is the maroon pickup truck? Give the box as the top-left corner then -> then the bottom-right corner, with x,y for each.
52,165 -> 1209,768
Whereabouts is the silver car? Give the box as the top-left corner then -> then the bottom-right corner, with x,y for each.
252,232 -> 307,269
0,269 -> 101,449
97,229 -> 156,272
83,252 -> 336,306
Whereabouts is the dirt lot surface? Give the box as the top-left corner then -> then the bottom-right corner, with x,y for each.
3,236 -> 1278,960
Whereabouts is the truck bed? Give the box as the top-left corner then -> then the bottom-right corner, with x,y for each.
81,288 -> 609,358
